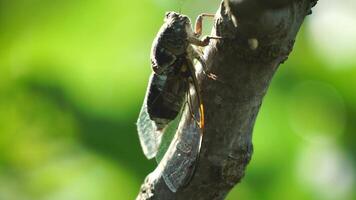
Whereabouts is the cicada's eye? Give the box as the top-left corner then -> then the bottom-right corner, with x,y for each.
165,12 -> 171,19
164,12 -> 173,22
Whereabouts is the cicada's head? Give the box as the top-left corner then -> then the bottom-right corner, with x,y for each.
164,11 -> 191,25
164,11 -> 193,37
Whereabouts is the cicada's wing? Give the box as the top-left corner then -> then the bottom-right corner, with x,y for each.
160,59 -> 205,192
161,104 -> 203,192
138,72 -> 188,159
158,80 -> 203,192
137,102 -> 163,159
136,73 -> 164,159
155,102 -> 184,163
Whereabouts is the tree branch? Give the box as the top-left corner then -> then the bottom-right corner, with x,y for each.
137,0 -> 317,199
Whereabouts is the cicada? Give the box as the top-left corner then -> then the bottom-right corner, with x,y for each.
137,11 -> 219,192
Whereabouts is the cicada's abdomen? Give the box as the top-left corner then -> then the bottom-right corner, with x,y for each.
147,73 -> 187,131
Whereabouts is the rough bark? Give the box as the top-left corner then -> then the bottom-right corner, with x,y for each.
137,0 -> 318,199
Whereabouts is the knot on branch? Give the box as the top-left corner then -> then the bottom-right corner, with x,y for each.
222,144 -> 253,186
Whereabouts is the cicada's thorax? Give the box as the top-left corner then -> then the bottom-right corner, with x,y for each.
150,12 -> 192,76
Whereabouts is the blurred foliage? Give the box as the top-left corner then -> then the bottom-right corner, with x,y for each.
0,0 -> 355,200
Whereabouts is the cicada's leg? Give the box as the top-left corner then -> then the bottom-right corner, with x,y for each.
187,35 -> 222,47
194,13 -> 215,37
187,45 -> 218,80
188,13 -> 222,47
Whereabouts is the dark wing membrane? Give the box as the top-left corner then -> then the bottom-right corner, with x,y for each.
147,73 -> 186,129
146,74 -> 176,129
136,73 -> 164,159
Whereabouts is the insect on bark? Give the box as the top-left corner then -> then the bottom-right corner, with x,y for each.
136,11 -> 220,192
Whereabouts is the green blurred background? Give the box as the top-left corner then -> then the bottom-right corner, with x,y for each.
0,0 -> 355,199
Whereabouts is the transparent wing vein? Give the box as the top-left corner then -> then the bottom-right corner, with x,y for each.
136,73 -> 163,159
